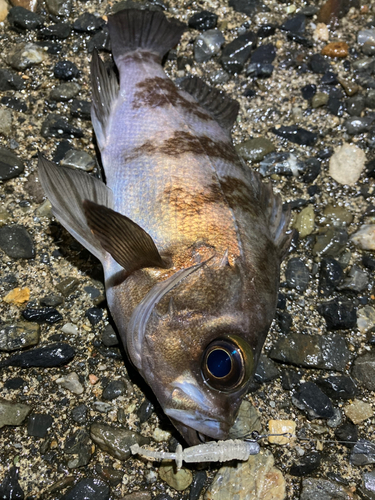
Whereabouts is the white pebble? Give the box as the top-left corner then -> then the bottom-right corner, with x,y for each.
61,322 -> 78,335
351,224 -> 375,250
329,143 -> 366,186
56,372 -> 84,395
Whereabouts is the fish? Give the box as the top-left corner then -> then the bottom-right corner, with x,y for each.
38,8 -> 292,446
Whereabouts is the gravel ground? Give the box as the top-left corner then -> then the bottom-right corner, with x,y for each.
1,0 -> 375,498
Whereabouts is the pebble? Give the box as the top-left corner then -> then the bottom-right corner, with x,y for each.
268,420 -> 296,445
335,422 -> 358,447
0,225 -> 35,259
53,60 -> 79,80
345,116 -> 374,136
301,84 -> 316,100
358,28 -> 375,45
102,379 -> 126,400
361,471 -> 375,498
285,257 -> 309,292
302,158 -> 321,183
189,471 -> 207,500
55,277 -> 79,297
321,41 -> 349,58
65,429 -> 92,468
87,27 -> 111,53
292,206 -> 315,238
362,40 -> 375,56
316,375 -> 357,401
317,297 -> 357,330
270,331 -> 350,371
41,114 -> 83,139
194,29 -> 224,63
311,92 -> 329,108
352,350 -> 375,391
318,204 -> 353,227
60,478 -> 110,500
60,149 -> 95,171
350,440 -> 375,466
188,10 -> 217,31
22,307 -> 62,323
205,450 -> 285,500
90,423 -> 149,460
293,382 -> 335,419
70,99 -> 91,119
27,413 -> 53,438
5,377 -> 25,390
300,478 -> 359,500
235,137 -> 275,162
0,322 -> 40,351
159,464 -> 193,491
280,368 -> 302,390
318,257 -> 343,296
0,343 -> 75,368
41,295 -> 64,307
0,107 -> 12,136
46,0 -> 72,17
73,12 -> 105,32
85,307 -> 103,325
7,42 -> 46,70
0,148 -> 24,182
56,372 -> 84,395
351,225 -> 375,251
0,398 -> 31,428
344,400 -> 374,425
71,404 -> 87,424
310,53 -> 331,73
329,143 -> 366,185
101,324 -> 119,347
0,468 -> 24,500
8,6 -> 43,30
290,452 -> 321,476
1,96 -> 27,113
121,493 -> 151,500
0,0 -> 9,22
38,23 -> 72,40
3,286 -> 30,305
50,82 -> 80,102
271,125 -> 317,146
221,31 -> 257,74
0,68 -> 25,91
338,265 -> 368,293
228,400 -> 262,439
137,399 -> 154,423
280,13 -> 306,34
313,227 -> 348,257
254,353 -> 279,383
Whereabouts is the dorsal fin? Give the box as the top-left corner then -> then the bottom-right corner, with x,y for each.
178,76 -> 240,131
83,200 -> 167,275
90,50 -> 119,150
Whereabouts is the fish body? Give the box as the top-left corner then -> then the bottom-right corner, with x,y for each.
39,9 -> 291,445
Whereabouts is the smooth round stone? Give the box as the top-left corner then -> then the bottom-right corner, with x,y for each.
0,398 -> 31,428
344,116 -> 374,135
311,92 -> 329,108
344,400 -> 374,424
60,478 -> 109,500
205,450 -> 285,500
362,39 -> 375,56
335,422 -> 358,447
188,10 -> 217,31
347,95 -> 365,117
351,224 -> 375,251
45,0 -> 72,17
0,147 -> 24,181
301,83 -> 316,100
101,324 -> 119,347
321,41 -> 348,58
292,206 -> 315,238
352,349 -> 375,390
7,6 -> 43,30
358,28 -> 375,45
53,60 -> 79,80
136,399 -> 154,424
159,464 -> 192,491
60,149 -> 95,171
7,42 -> 46,70
357,306 -> 375,334
0,322 -> 40,351
90,423 -> 149,460
0,108 -> 12,136
56,372 -> 84,395
56,277 -> 79,297
73,12 -> 105,32
0,468 -> 24,500
0,225 -> 35,259
194,29 -> 224,63
228,400 -> 262,439
329,143 -> 366,186
337,77 -> 359,97
102,380 -> 126,400
235,137 -> 275,162
41,114 -> 83,139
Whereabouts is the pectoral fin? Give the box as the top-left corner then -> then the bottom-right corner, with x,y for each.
83,200 -> 167,274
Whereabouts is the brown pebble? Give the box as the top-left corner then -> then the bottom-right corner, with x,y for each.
120,492 -> 152,500
321,41 -> 349,58
338,77 -> 359,97
317,0 -> 357,26
10,0 -> 38,11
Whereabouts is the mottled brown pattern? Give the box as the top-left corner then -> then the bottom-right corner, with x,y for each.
132,76 -> 213,121
163,183 -> 224,216
217,176 -> 259,215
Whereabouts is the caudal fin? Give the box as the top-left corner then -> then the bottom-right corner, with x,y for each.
107,9 -> 186,64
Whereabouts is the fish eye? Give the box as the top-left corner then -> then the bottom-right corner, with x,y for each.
201,335 -> 253,392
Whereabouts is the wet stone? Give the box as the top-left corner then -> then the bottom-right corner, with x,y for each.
271,125 -> 317,146
228,0 -> 269,17
61,149 -> 95,171
352,350 -> 375,391
101,324 -> 118,347
362,254 -> 375,270
159,464 -> 193,491
361,471 -> 375,499
35,40 -> 62,54
188,11 -> 217,31
345,400 -> 374,425
86,307 -> 103,325
335,422 -> 358,447
351,225 -> 375,251
194,29 -> 224,63
321,70 -> 339,85
7,42 -> 46,70
41,114 -> 83,139
0,398 -> 31,428
358,28 -> 375,46
5,377 -> 25,390
285,258 -> 309,292
344,116 -> 374,135
0,343 -> 75,369
228,400 -> 262,439
338,265 -> 368,293
254,353 -> 279,383
53,60 -> 79,81
310,53 -> 332,73
221,31 -> 257,74
0,107 -> 12,136
281,13 -> 306,34
235,137 -> 275,162
50,82 -> 80,102
290,451 -> 321,476
318,258 -> 343,296
73,12 -> 105,32
102,380 -> 126,400
281,369 -> 302,390
300,478 -> 359,500
350,440 -> 375,466
70,99 -> 91,120
312,92 -> 329,108
317,298 -> 357,330
328,96 -> 345,116
137,399 -> 154,423
301,83 -> 316,100
45,0 -> 72,17
0,225 -> 34,259
64,429 -> 92,468
0,68 -> 25,91
257,24 -> 276,38
56,372 -> 84,395
293,382 -> 335,419
71,404 -> 87,424
40,294 -> 63,307
366,89 -> 375,108
27,413 -> 53,438
363,40 -> 375,56
313,227 -> 348,257
1,96 -> 27,112
38,23 -> 71,40
189,471 -> 207,500
90,423 -> 149,461
270,331 -> 350,372
0,468 -> 24,500
60,478 -> 110,500
95,464 -> 124,487
302,158 -> 321,183
0,322 -> 40,351
0,147 -> 24,181
22,307 -> 62,324
8,6 -> 43,30
316,375 -> 357,401
56,277 -> 79,297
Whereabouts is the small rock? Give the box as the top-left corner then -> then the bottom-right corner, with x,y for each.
119,492 -> 151,500
268,420 -> 296,445
190,471 -> 207,500
228,400 -> 262,439
64,429 -> 92,468
205,450 -> 285,500
321,41 -> 349,58
90,423 -> 149,460
280,13 -> 306,34
300,477 -> 358,500
344,117 -> 374,135
329,143 -> 366,185
22,307 -> 62,324
70,99 -> 91,120
38,23 -> 71,40
188,11 -> 217,31
351,225 -> 375,251
292,206 -> 315,238
45,0 -> 72,17
7,42 -> 46,70
317,297 -> 357,330
87,28 -> 111,53
271,125 -> 317,146
285,258 -> 309,292
310,53 -> 331,73
0,68 -> 25,91
358,28 -> 375,45
301,84 -> 316,100
50,82 -> 80,101
352,350 -> 375,391
0,108 -> 12,136
235,137 -> 275,162
27,413 -> 53,438
0,225 -> 35,259
159,464 -> 193,491
3,287 -> 30,305
53,60 -> 79,81
73,12 -> 105,33
312,92 -> 329,108
56,372 -> 84,395
71,404 -> 87,424
228,0 -> 269,17
0,468 -> 24,500
338,265 -> 368,293
40,295 -> 64,307
56,277 -> 79,297
0,398 -> 31,428
0,322 -> 40,351
194,29 -> 224,63
318,258 -> 343,296
313,227 -> 348,257
290,452 -> 321,476
101,324 -> 119,347
335,421 -> 358,448
316,375 -> 357,401
0,343 -> 75,369
60,149 -> 95,171
102,380 -> 126,400
137,399 -> 154,423
85,307 -> 103,325
344,399 -> 374,424
221,31 -> 257,74
350,440 -> 375,466
60,478 -> 109,500
254,353 -> 279,383
41,114 -> 83,139
361,470 -> 375,498
8,6 -> 43,30
0,0 -> 9,22
293,382 -> 335,419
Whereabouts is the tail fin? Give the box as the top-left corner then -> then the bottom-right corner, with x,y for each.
107,9 -> 186,63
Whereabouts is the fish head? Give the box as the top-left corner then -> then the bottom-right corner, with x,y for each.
127,253 -> 278,445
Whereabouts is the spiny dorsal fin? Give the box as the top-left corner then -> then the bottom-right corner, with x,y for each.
90,50 -> 119,150
178,76 -> 239,131
83,200 -> 167,274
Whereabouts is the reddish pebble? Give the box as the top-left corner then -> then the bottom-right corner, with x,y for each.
89,374 -> 99,385
321,41 -> 349,58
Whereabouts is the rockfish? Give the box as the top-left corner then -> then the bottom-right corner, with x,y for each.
39,8 -> 292,445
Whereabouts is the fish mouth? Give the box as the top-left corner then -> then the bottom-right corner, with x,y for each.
165,408 -> 230,442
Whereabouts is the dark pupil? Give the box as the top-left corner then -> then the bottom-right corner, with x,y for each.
207,348 -> 232,378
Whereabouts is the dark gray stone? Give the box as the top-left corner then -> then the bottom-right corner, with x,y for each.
352,350 -> 375,391
60,478 -> 110,500
27,413 -> 53,438
0,225 -> 34,259
0,148 -> 24,181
